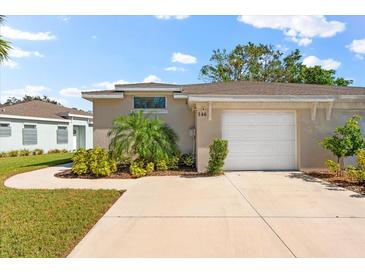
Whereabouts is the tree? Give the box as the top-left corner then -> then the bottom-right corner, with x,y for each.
0,15 -> 12,63
300,66 -> 353,86
321,115 -> 365,169
3,95 -> 61,106
108,111 -> 179,163
200,42 -> 353,86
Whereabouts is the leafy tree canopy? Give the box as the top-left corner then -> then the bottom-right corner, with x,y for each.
2,95 -> 61,106
200,42 -> 353,86
0,15 -> 12,63
321,115 -> 365,167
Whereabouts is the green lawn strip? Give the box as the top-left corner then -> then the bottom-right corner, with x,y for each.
0,153 -> 122,257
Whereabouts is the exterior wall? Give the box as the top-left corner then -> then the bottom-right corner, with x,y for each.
298,108 -> 365,169
0,117 -> 93,152
195,102 -> 365,172
93,93 -> 195,153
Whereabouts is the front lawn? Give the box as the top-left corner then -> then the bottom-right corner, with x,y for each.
0,153 -> 122,257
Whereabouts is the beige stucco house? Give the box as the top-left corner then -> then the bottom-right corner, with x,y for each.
82,81 -> 365,172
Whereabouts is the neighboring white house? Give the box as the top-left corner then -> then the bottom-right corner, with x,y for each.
0,100 -> 93,152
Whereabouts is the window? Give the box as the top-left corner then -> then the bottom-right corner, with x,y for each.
133,97 -> 166,110
23,124 -> 37,145
0,123 -> 11,137
57,126 -> 68,144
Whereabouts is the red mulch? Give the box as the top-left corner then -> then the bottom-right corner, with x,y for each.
55,166 -> 210,180
304,170 -> 365,195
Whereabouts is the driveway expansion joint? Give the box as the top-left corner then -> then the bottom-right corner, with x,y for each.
224,174 -> 297,258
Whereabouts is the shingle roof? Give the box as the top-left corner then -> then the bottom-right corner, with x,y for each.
0,100 -> 92,120
115,82 -> 181,89
83,80 -> 365,96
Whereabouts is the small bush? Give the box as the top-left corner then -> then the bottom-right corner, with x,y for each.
325,159 -> 340,175
72,148 -> 89,175
8,150 -> 19,157
167,156 -> 179,170
48,149 -> 61,154
207,138 -> 228,175
32,149 -> 44,155
180,153 -> 195,167
19,149 -> 31,156
146,162 -> 154,174
346,150 -> 365,183
156,160 -> 168,171
129,162 -> 147,178
88,147 -> 115,177
0,152 -> 7,158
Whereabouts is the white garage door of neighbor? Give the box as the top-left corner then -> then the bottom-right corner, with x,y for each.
222,111 -> 296,170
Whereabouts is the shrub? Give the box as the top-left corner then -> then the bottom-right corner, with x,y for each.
180,153 -> 195,167
0,152 -> 7,158
108,111 -> 180,163
32,149 -> 44,155
8,150 -> 19,157
325,159 -> 340,176
346,150 -> 365,183
72,148 -> 89,175
207,139 -> 228,175
129,162 -> 147,178
88,147 -> 115,177
167,156 -> 179,170
156,160 -> 168,171
19,149 -> 30,156
146,162 -> 154,174
48,149 -> 61,154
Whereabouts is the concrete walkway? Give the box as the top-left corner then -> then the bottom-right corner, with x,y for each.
5,166 -> 365,257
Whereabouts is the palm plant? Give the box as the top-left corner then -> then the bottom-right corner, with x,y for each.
108,111 -> 179,163
0,15 -> 12,63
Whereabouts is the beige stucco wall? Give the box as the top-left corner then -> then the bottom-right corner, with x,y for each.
93,93 -> 195,153
195,102 -> 365,172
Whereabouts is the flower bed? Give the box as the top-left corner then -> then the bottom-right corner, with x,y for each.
55,166 -> 209,179
304,169 -> 365,195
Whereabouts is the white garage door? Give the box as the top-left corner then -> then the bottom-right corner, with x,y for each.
222,111 -> 296,170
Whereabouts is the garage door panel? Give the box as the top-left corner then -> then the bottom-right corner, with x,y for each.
223,125 -> 295,140
223,112 -> 295,125
222,111 -> 296,170
227,141 -> 295,155
225,156 -> 295,170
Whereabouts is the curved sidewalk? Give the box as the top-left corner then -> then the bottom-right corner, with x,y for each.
4,163 -> 139,190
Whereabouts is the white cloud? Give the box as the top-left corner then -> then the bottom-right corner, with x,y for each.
93,80 -> 129,90
59,87 -> 83,97
2,59 -> 18,69
91,35 -> 97,39
172,52 -> 197,64
347,38 -> 365,57
237,16 -> 345,46
164,66 -> 187,72
1,26 -> 56,41
9,47 -> 44,58
303,55 -> 341,70
1,86 -> 49,101
59,16 -> 71,23
143,75 -> 162,83
155,15 -> 190,20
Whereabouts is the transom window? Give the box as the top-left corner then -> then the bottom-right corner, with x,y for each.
133,97 -> 166,109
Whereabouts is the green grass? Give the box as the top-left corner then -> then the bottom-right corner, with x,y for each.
0,153 -> 122,257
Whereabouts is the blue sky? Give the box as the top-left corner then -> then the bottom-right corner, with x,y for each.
1,15 -> 365,111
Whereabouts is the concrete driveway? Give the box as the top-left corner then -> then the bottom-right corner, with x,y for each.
67,171 -> 365,258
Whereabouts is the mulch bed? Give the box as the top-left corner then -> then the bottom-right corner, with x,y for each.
55,166 -> 210,180
304,170 -> 365,195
